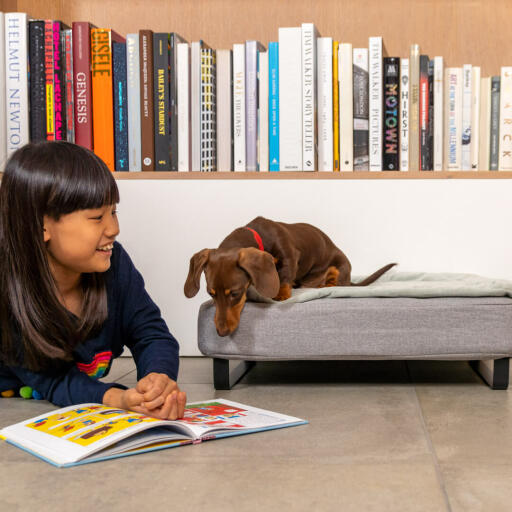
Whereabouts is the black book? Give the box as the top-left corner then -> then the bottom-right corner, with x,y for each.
29,20 -> 46,141
170,33 -> 187,171
53,21 -> 70,141
113,42 -> 129,171
427,59 -> 434,170
153,33 -> 171,170
383,57 -> 400,170
419,54 -> 430,170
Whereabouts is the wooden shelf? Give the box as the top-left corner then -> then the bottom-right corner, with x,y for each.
112,171 -> 512,180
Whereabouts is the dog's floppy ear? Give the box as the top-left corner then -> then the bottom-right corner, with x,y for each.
238,248 -> 280,298
184,249 -> 211,298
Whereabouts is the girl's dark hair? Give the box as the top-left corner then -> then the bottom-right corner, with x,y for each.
0,141 -> 120,371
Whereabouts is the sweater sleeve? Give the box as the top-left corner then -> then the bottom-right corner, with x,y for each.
117,245 -> 180,382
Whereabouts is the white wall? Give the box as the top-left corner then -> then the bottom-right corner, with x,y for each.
117,178 -> 512,355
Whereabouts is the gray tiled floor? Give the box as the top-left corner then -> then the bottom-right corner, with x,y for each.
1,357 -> 512,511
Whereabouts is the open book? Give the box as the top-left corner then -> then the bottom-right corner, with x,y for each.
0,398 -> 307,467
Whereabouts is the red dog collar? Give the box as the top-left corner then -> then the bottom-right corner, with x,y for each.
245,227 -> 264,251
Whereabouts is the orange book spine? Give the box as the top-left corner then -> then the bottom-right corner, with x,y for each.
332,41 -> 340,171
91,29 -> 115,171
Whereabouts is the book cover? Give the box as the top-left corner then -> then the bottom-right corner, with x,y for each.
470,66 -> 480,170
63,29 -> 74,143
301,23 -> 319,171
400,57 -> 409,171
0,399 -> 307,468
200,48 -> 217,172
0,13 -> 6,167
53,21 -> 69,141
153,33 -> 170,171
113,41 -> 128,171
246,40 -> 266,172
216,49 -> 233,171
258,50 -> 269,172
332,40 -> 340,171
353,47 -> 369,171
177,42 -> 190,172
383,56 -> 400,170
317,37 -> 333,171
433,56 -> 444,170
91,28 -> 125,171
72,21 -> 94,150
409,44 -> 420,171
419,55 -> 430,170
268,41 -> 279,171
139,30 -> 155,171
461,64 -> 472,170
126,34 -> 142,171
279,27 -> 302,171
444,67 -> 463,170
369,36 -> 383,171
29,20 -> 47,142
339,43 -> 353,171
478,76 -> 491,171
489,76 -> 500,170
498,66 -> 512,170
233,43 -> 246,171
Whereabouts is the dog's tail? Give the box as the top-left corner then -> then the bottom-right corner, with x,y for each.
351,263 -> 397,286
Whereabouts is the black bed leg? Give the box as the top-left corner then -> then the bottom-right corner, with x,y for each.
213,359 -> 255,390
469,358 -> 509,390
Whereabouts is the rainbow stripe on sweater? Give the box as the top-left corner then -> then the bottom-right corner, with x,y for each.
76,351 -> 112,379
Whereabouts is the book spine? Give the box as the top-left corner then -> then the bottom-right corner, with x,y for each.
246,41 -> 263,172
369,36 -> 382,171
317,38 -> 333,171
478,77 -> 491,171
332,41 -> 340,171
64,30 -> 74,143
53,22 -> 66,141
268,42 -> 280,171
233,43 -> 246,171
383,57 -> 400,170
0,13 -> 6,167
499,67 -> 512,170
353,47 -> 368,171
91,28 -> 116,170
400,58 -> 409,171
258,50 -> 269,171
427,59 -> 434,170
433,56 -> 444,170
279,27 -> 302,171
140,30 -> 155,171
409,44 -> 420,171
461,64 -> 472,170
444,68 -> 462,170
44,20 -> 55,141
29,21 -> 47,142
126,34 -> 141,171
72,22 -> 93,150
200,48 -> 216,171
153,33 -> 170,170
339,43 -> 353,171
216,49 -> 233,171
5,13 -> 29,157
302,23 -> 317,171
419,55 -> 429,170
113,41 -> 128,171
489,76 -> 500,170
170,33 -> 186,172
470,66 -> 480,170
177,43 -> 190,171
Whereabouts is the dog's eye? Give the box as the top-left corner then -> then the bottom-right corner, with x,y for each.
230,291 -> 241,298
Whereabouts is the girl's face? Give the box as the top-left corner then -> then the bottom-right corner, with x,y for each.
43,204 -> 120,279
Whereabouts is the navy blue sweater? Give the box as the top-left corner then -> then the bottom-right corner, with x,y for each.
0,242 -> 180,406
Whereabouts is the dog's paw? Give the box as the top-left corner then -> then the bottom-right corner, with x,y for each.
273,283 -> 292,301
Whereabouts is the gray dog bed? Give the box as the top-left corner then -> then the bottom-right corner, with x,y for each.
197,272 -> 512,390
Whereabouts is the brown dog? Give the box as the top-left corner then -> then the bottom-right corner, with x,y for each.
184,216 -> 396,337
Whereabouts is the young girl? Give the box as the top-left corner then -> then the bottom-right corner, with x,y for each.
0,141 -> 186,420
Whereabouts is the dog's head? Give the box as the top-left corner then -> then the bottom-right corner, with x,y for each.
184,247 -> 280,336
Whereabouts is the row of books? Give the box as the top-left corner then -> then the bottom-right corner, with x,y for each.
2,13 -> 512,172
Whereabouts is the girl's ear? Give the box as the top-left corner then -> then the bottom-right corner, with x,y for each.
43,216 -> 51,243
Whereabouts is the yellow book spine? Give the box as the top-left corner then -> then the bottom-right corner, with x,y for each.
332,41 -> 340,171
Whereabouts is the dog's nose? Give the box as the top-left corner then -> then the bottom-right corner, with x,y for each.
216,326 -> 231,337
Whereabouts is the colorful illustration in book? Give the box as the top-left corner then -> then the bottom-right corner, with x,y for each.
26,405 -> 107,433
181,403 -> 247,428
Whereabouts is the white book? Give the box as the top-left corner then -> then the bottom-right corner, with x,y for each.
177,42 -> 190,172
258,50 -> 269,172
339,43 -> 353,171
461,64 -> 472,170
498,66 -> 512,170
279,27 -> 302,171
400,58 -> 409,171
317,37 -> 333,171
216,49 -> 233,171
0,12 -> 6,168
191,41 -> 204,172
233,43 -> 246,171
433,56 -> 444,171
4,12 -> 29,158
369,36 -> 383,171
470,66 -> 481,170
478,76 -> 491,171
353,48 -> 369,171
302,23 -> 319,171
444,68 -> 463,170
126,34 -> 141,171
